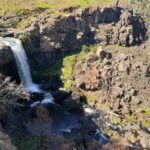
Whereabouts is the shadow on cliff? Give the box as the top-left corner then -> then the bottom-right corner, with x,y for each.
29,27 -> 96,91
0,6 -> 147,149
1,87 -> 112,150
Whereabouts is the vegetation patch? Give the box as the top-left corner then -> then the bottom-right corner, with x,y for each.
0,0 -> 125,16
16,18 -> 30,29
32,44 -> 98,90
61,44 -> 98,89
143,109 -> 150,115
140,118 -> 150,128
109,115 -> 121,124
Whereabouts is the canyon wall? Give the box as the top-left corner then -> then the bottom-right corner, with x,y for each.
0,6 -> 147,78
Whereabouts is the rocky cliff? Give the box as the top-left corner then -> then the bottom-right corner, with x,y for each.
0,6 -> 147,78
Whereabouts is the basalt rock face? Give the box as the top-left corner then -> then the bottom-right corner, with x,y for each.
35,7 -> 146,51
95,10 -> 147,46
41,7 -> 122,51
1,6 -> 147,71
0,38 -> 29,150
25,7 -> 146,70
0,6 -> 147,80
0,73 -> 29,150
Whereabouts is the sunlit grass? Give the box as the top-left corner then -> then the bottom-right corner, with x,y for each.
16,18 -> 30,29
61,44 -> 98,89
0,0 -> 120,16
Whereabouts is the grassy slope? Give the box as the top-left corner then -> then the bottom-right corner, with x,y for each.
0,0 -> 130,16
0,0 -> 130,29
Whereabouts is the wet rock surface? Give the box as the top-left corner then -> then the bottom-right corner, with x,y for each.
0,72 -> 131,150
0,72 -> 121,150
2,100 -> 109,150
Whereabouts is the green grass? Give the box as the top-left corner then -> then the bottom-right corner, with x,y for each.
61,44 -> 98,89
0,0 -> 131,29
61,54 -> 77,89
16,18 -> 30,29
86,95 -> 94,103
32,44 -> 98,89
0,0 -> 120,16
143,109 -> 150,115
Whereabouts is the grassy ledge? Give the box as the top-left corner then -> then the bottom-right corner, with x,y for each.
32,44 -> 98,90
0,0 -> 128,16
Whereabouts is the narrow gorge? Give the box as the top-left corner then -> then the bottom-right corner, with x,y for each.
0,2 -> 150,150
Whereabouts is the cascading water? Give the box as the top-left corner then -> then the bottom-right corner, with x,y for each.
2,38 -> 39,92
2,37 -> 53,106
1,38 -> 108,142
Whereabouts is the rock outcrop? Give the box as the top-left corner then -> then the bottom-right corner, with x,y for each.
0,5 -> 148,117
74,44 -> 150,149
74,45 -> 150,115
20,7 -> 147,71
0,6 -> 147,75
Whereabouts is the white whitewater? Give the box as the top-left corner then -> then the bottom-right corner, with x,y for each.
2,37 -> 39,92
2,37 -> 53,106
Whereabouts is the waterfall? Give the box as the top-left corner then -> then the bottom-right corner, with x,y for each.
2,37 -> 53,106
2,37 -> 39,92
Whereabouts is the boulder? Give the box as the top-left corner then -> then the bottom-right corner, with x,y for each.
96,46 -> 106,59
61,96 -> 81,111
